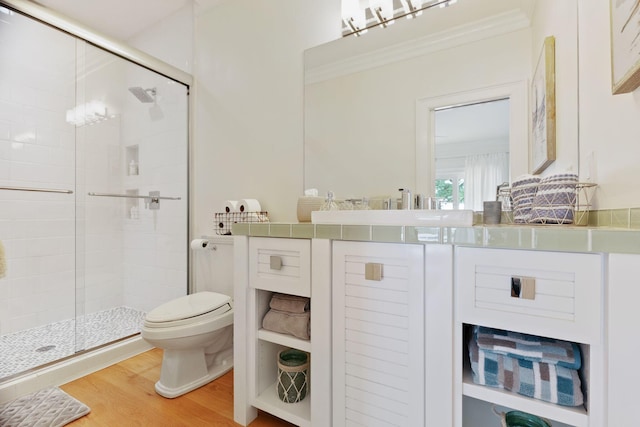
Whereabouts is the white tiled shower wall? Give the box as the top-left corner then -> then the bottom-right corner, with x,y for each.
119,65 -> 188,313
0,9 -> 188,336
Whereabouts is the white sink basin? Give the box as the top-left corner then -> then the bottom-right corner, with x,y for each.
311,209 -> 475,227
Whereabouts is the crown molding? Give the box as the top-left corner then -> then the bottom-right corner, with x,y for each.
305,9 -> 531,85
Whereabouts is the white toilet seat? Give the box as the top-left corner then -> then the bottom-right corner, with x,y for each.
145,291 -> 232,325
142,291 -> 233,341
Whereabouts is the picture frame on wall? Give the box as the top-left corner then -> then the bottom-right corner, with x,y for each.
610,0 -> 640,94
530,36 -> 556,175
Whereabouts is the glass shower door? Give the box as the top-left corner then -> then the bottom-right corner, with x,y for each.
0,5 -> 189,381
74,42 -> 189,353
0,6 -> 79,378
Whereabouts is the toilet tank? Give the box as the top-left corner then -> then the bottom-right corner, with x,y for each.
192,236 -> 234,297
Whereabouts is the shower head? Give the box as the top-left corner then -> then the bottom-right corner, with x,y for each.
128,87 -> 156,103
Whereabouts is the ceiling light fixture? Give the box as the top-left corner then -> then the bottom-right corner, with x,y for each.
369,0 -> 395,28
342,0 -> 459,37
342,0 -> 368,36
400,0 -> 422,19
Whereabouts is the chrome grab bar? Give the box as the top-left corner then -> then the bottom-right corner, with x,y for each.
87,192 -> 181,200
0,185 -> 73,194
88,191 -> 181,210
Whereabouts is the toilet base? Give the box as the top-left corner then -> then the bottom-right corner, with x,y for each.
155,347 -> 234,398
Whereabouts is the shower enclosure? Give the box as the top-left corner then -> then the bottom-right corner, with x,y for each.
0,2 -> 189,381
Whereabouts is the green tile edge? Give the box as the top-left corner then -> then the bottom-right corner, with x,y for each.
227,213 -> 640,254
371,226 -> 404,243
269,224 -> 292,238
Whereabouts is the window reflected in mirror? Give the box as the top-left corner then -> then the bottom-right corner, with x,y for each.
436,177 -> 465,210
434,98 -> 509,211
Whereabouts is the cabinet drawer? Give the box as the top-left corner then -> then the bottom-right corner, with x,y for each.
249,237 -> 311,297
456,247 -> 602,344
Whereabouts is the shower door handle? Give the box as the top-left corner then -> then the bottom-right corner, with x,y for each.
88,191 -> 181,210
87,192 -> 181,200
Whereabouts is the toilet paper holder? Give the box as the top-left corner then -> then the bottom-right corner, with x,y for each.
191,239 -> 217,251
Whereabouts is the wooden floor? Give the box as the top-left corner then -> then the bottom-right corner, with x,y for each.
62,348 -> 295,427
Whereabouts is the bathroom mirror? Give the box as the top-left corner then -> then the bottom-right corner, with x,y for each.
304,0 -> 579,204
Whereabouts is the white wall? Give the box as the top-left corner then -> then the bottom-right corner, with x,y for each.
531,0 -> 579,177
578,0 -> 640,209
191,0 -> 341,233
127,3 -> 194,75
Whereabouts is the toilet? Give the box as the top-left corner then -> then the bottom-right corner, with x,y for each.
141,239 -> 235,398
141,291 -> 234,398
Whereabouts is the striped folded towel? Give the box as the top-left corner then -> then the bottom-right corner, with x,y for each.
511,175 -> 540,223
476,326 -> 581,369
469,333 -> 584,407
529,173 -> 578,224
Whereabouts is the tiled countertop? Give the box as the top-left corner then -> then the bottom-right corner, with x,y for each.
231,222 -> 640,254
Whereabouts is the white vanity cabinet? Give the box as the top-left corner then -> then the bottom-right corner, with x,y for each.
234,236 -> 331,427
332,241 -> 453,426
607,253 -> 640,427
454,247 -> 605,427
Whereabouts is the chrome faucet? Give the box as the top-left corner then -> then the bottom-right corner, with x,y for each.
399,188 -> 412,210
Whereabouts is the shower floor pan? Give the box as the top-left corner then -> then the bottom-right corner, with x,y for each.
0,306 -> 146,380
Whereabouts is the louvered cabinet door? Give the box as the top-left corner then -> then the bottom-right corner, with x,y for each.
332,241 -> 425,427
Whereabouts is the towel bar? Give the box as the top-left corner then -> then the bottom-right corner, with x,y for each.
0,185 -> 73,194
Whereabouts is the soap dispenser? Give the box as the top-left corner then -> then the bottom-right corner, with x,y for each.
320,191 -> 340,211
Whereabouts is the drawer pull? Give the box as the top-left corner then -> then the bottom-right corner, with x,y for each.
270,255 -> 283,270
511,276 -> 536,300
365,263 -> 383,281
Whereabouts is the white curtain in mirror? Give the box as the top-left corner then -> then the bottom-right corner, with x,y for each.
464,152 -> 508,211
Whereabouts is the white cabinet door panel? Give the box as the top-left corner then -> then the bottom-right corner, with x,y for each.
608,253 -> 640,427
333,241 -> 424,427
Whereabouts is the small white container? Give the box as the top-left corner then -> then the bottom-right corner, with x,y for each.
129,160 -> 138,176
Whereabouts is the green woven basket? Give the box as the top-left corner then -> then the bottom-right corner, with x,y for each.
276,349 -> 309,403
494,406 -> 552,427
